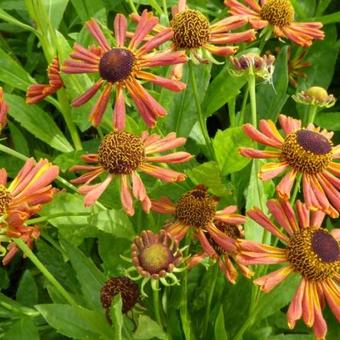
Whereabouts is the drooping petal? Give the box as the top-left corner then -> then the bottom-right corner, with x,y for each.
114,14 -> 127,47
206,222 -> 237,253
276,170 -> 297,200
287,278 -> 305,329
89,84 -> 113,127
259,161 -> 288,181
279,114 -> 301,135
243,123 -> 283,148
254,265 -> 294,292
145,152 -> 192,164
120,175 -> 134,216
139,163 -> 186,182
151,197 -> 176,214
113,85 -> 126,130
81,175 -> 112,206
86,19 -> 111,51
138,28 -> 173,54
72,79 -> 104,107
239,148 -> 281,159
137,71 -> 186,92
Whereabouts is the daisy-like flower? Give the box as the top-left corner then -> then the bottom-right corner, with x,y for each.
293,86 -> 336,108
126,229 -> 184,296
70,130 -> 192,216
131,0 -> 256,79
100,276 -> 140,321
0,87 -> 8,132
240,114 -> 340,217
225,0 -> 324,47
237,199 -> 339,339
26,57 -> 64,104
62,12 -> 187,130
188,219 -> 254,284
151,185 -> 247,261
0,158 -> 59,264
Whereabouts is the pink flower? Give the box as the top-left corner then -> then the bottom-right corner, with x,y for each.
0,87 -> 8,131
70,130 -> 192,215
62,12 -> 186,129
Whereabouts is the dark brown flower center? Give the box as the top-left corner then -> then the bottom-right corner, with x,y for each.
99,48 -> 135,83
281,129 -> 332,174
139,243 -> 175,275
98,131 -> 144,174
287,228 -> 339,281
0,185 -> 11,215
171,9 -> 210,49
208,220 -> 244,255
100,276 -> 139,315
175,187 -> 216,227
260,0 -> 294,27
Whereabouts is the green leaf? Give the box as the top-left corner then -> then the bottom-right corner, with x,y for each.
36,304 -> 114,339
186,161 -> 232,197
213,127 -> 253,175
109,295 -> 123,340
43,0 -> 69,29
254,273 -> 301,322
214,307 -> 228,340
244,160 -> 268,243
16,270 -> 38,307
5,94 -> 73,152
133,315 -> 166,340
257,46 -> 289,121
202,64 -> 247,115
0,47 -> 34,91
315,112 -> 340,131
60,238 -> 106,310
313,11 -> 340,24
40,192 -> 97,246
88,209 -> 135,240
0,267 -> 9,290
3,316 -> 39,340
0,8 -> 37,33
8,121 -> 30,156
70,0 -> 106,22
161,63 -> 211,136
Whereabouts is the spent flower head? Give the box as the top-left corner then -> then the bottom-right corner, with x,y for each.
293,86 -> 336,108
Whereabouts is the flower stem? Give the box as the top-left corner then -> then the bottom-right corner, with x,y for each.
188,61 -> 215,160
26,212 -> 92,225
152,280 -> 162,326
127,0 -> 138,13
228,97 -> 236,127
248,73 -> 257,127
202,263 -> 218,337
307,105 -> 318,125
13,238 -> 77,306
237,86 -> 249,126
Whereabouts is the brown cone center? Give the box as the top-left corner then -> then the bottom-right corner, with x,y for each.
260,0 -> 294,27
287,228 -> 339,281
0,185 -> 11,215
99,48 -> 135,83
281,129 -> 332,174
171,9 -> 210,49
175,187 -> 216,227
98,131 -> 144,174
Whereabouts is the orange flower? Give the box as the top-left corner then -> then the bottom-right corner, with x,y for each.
240,114 -> 340,217
0,158 -> 59,264
70,130 -> 192,216
225,0 -> 324,47
131,0 -> 256,79
62,12 -> 186,129
26,57 -> 64,104
151,185 -> 251,282
237,199 -> 339,339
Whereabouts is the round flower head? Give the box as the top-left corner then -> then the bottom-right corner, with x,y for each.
229,53 -> 275,82
70,130 -> 192,215
0,158 -> 59,264
240,114 -> 340,217
237,199 -> 339,339
225,0 -> 324,47
0,87 -> 8,132
62,12 -> 187,130
131,0 -> 256,79
100,276 -> 140,321
293,86 -> 336,108
188,219 -> 254,284
26,57 -> 64,104
126,230 -> 184,296
151,185 -> 247,262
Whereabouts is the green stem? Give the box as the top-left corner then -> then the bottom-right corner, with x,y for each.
228,97 -> 236,128
26,212 -> 92,225
152,280 -> 162,326
0,143 -> 107,211
248,73 -> 257,127
290,172 -> 302,205
13,238 -> 77,306
162,0 -> 167,15
57,89 -> 83,151
307,105 -> 318,125
238,86 -> 249,126
127,0 -> 137,13
202,263 -> 218,337
188,61 -> 215,160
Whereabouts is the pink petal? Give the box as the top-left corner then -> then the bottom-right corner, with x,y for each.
259,161 -> 288,181
254,265 -> 293,292
113,86 -> 126,130
276,170 -> 297,200
278,114 -> 301,135
83,175 -> 112,207
138,28 -> 173,54
151,197 -> 176,214
89,84 -> 112,127
137,71 -> 186,92
287,278 -> 305,329
243,123 -> 283,148
72,79 -> 104,107
139,163 -> 186,182
114,14 -> 127,47
120,175 -> 134,216
86,19 -> 111,51
145,152 -> 192,164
